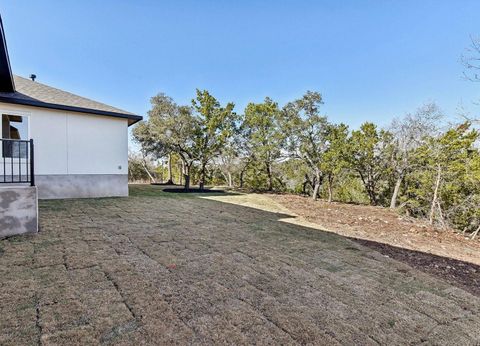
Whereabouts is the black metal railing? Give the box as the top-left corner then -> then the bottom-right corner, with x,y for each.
0,138 -> 34,186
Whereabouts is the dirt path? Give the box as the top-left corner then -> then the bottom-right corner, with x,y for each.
1,185 -> 479,344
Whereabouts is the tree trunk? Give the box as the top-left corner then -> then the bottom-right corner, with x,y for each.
184,173 -> 190,191
358,171 -> 377,206
429,164 -> 442,225
199,162 -> 207,191
389,176 -> 403,209
183,161 -> 191,191
179,161 -> 184,186
471,224 -> 480,240
220,171 -> 233,188
302,174 -> 313,196
220,171 -> 228,185
364,183 -> 377,205
312,182 -> 321,201
302,179 -> 308,195
327,175 -> 333,203
239,170 -> 245,188
165,153 -> 173,185
142,163 -> 156,183
436,200 -> 446,229
312,170 -> 321,201
239,160 -> 250,189
369,191 -> 377,206
266,162 -> 273,191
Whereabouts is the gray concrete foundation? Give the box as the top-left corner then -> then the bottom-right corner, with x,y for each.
36,174 -> 128,199
0,186 -> 38,238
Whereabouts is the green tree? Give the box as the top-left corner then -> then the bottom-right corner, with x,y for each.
320,123 -> 350,202
408,123 -> 480,230
242,98 -> 284,191
191,89 -> 236,190
283,91 -> 329,200
349,122 -> 391,205
216,135 -> 242,188
133,93 -> 197,190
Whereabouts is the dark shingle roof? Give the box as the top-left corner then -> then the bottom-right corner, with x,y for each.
0,75 -> 142,125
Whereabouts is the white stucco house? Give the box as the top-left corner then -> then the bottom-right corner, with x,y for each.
0,17 -> 142,200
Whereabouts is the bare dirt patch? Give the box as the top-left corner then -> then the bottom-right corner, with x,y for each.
1,185 -> 480,345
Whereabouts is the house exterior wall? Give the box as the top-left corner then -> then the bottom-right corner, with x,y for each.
0,102 -> 129,199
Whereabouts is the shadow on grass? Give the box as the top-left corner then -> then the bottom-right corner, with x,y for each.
35,183 -> 480,301
349,237 -> 480,297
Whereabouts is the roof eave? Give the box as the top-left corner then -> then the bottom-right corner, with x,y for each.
0,95 -> 143,126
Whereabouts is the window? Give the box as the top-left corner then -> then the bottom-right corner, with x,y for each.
2,114 -> 29,158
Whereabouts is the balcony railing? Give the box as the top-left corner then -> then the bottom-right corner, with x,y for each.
0,138 -> 35,186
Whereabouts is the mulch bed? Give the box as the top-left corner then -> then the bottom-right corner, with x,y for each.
163,188 -> 225,193
150,182 -> 178,186
353,238 -> 480,297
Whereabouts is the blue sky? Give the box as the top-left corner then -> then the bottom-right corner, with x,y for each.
2,0 -> 479,130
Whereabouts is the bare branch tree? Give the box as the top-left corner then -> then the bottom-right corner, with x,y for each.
388,103 -> 444,209
461,35 -> 480,82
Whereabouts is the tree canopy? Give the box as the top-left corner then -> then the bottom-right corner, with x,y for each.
131,90 -> 480,238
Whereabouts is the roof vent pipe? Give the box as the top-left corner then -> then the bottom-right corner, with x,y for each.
29,74 -> 36,81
